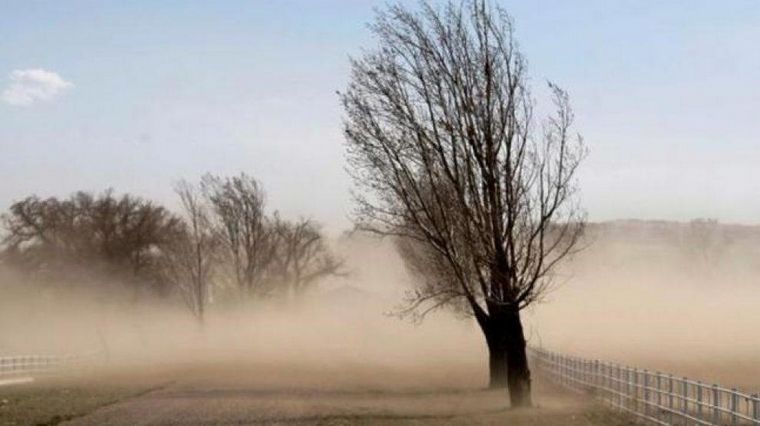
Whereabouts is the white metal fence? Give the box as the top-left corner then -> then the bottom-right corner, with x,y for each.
0,352 -> 101,380
530,347 -> 760,425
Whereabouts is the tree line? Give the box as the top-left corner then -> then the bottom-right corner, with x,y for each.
0,173 -> 343,323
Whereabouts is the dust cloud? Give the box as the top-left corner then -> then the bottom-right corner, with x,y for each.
526,220 -> 760,389
2,222 -> 759,390
0,235 -> 486,391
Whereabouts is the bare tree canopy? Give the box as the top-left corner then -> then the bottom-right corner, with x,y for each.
161,180 -> 218,323
342,0 -> 585,406
0,174 -> 344,320
202,173 -> 278,298
1,190 -> 183,295
199,173 -> 343,302
272,216 -> 345,298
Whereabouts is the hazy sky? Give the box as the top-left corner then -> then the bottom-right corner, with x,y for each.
2,1 -> 759,232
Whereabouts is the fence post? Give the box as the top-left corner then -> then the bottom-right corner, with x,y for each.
564,356 -> 568,386
731,388 -> 738,426
581,358 -> 585,388
713,384 -> 720,426
554,354 -> 558,384
561,356 -> 566,386
570,357 -> 575,387
697,381 -> 703,422
669,374 -> 675,424
584,359 -> 589,388
682,378 -> 689,422
570,358 -> 578,388
643,370 -> 650,418
752,393 -> 759,425
583,359 -> 588,388
550,352 -> 555,381
594,360 -> 600,391
606,363 -> 612,405
571,357 -> 575,387
656,372 -> 662,422
617,365 -> 623,410
575,358 -> 579,387
631,368 -> 637,413
586,359 -> 590,388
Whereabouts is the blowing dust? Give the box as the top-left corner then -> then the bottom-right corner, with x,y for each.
0,235 -> 485,391
1,223 -> 759,390
526,221 -> 760,389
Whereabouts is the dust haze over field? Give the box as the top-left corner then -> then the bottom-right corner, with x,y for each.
0,235 -> 486,391
3,1 -> 760,424
526,221 -> 760,390
3,223 -> 760,392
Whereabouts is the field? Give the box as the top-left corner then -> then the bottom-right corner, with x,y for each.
0,362 -> 636,426
0,370 -> 169,426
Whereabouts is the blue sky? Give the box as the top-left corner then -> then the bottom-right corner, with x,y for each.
2,1 -> 759,231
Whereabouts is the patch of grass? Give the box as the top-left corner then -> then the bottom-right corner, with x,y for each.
581,406 -> 640,426
275,405 -> 638,425
0,372 -> 169,426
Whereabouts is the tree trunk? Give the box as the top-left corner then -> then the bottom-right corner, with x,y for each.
474,306 -> 509,388
484,325 -> 509,388
504,308 -> 532,407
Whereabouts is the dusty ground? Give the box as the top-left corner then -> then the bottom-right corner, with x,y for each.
0,363 -> 634,426
0,369 -> 174,426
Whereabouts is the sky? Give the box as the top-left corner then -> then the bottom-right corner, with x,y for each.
1,0 -> 759,233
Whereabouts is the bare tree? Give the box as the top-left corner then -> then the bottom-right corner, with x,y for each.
341,0 -> 585,406
162,181 -> 217,323
1,190 -> 182,295
683,218 -> 725,268
272,216 -> 344,298
202,173 -> 278,298
394,235 -> 470,320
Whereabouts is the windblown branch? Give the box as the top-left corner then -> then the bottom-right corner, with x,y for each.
342,0 -> 586,320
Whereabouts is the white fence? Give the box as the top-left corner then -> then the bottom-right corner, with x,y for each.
0,352 -> 102,381
530,347 -> 760,425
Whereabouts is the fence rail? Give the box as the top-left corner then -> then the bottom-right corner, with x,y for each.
0,352 -> 101,380
530,347 -> 760,425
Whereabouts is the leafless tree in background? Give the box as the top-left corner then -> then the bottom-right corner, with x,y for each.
162,181 -> 218,323
202,173 -> 278,299
342,0 -> 585,406
272,216 -> 345,298
1,190 -> 182,296
0,177 -> 343,315
683,218 -> 725,269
